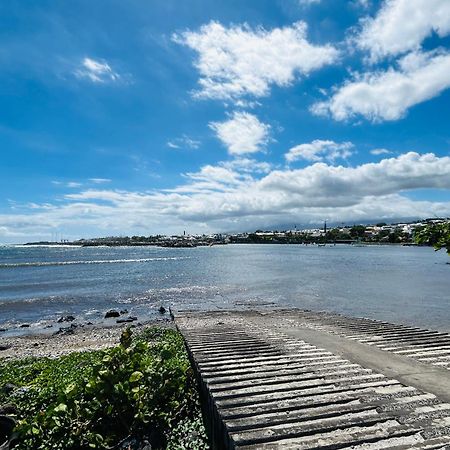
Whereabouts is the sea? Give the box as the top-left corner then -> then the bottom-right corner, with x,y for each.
0,244 -> 449,336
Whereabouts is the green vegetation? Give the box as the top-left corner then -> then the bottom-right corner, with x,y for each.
0,328 -> 208,450
415,222 -> 450,255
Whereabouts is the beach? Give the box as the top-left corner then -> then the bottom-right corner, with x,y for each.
0,318 -> 173,360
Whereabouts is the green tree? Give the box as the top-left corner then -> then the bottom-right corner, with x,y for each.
350,225 -> 366,239
415,222 -> 450,255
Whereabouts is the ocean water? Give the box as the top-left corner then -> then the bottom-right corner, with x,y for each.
0,244 -> 449,334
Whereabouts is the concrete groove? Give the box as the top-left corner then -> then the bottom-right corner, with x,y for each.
175,310 -> 450,449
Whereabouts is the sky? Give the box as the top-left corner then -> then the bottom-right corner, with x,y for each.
1,0 -> 450,243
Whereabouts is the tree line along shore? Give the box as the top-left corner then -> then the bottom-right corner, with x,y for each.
25,218 -> 449,248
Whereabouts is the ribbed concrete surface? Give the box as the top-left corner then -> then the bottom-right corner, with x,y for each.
273,310 -> 450,371
176,310 -> 450,449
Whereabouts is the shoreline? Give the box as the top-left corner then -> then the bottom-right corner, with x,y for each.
0,318 -> 173,360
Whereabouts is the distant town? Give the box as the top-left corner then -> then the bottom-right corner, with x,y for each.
26,218 -> 449,247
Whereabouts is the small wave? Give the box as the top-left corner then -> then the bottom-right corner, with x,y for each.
0,257 -> 189,268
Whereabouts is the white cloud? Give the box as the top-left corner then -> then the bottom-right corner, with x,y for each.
2,152 -> 450,241
312,50 -> 450,122
89,178 -> 111,184
370,148 -> 391,155
210,112 -> 271,155
167,135 -> 200,150
220,158 -> 272,174
357,0 -> 450,61
285,140 -> 354,163
298,0 -> 321,5
74,57 -> 120,83
52,181 -> 83,188
353,0 -> 371,8
173,21 -> 339,100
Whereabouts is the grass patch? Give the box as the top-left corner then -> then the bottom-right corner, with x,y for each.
0,327 -> 208,449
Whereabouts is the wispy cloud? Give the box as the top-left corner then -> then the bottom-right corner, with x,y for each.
89,178 -> 111,184
74,57 -> 121,83
285,140 -> 354,163
210,112 -> 271,155
298,0 -> 321,6
370,148 -> 391,155
167,135 -> 201,150
220,158 -> 272,174
173,21 -> 338,100
52,181 -> 83,188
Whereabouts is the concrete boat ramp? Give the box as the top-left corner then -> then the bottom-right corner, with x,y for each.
175,309 -> 450,449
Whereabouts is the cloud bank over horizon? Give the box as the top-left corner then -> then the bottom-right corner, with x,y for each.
2,152 -> 450,241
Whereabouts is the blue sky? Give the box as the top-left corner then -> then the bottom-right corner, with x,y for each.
1,0 -> 450,242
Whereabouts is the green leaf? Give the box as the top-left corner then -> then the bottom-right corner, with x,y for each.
54,403 -> 68,413
129,371 -> 143,383
64,382 -> 76,396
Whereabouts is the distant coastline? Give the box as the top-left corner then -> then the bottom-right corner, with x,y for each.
23,218 -> 449,248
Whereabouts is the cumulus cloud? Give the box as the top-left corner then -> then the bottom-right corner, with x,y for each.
311,50 -> 450,122
210,112 -> 271,155
2,152 -> 450,241
173,21 -> 338,100
74,57 -> 120,83
285,140 -> 354,163
357,0 -> 450,61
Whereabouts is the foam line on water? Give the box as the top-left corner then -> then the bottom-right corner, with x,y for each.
0,257 -> 189,268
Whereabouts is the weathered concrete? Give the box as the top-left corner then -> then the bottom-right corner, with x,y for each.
176,309 -> 450,449
283,326 -> 450,404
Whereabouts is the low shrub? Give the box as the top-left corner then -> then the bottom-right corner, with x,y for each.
0,327 -> 208,449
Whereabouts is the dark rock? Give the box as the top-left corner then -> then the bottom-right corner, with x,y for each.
57,315 -> 75,323
119,309 -> 128,315
0,415 -> 16,448
0,346 -> 10,352
105,309 -> 120,319
0,329 -> 6,333
116,318 -> 133,324
0,405 -> 18,416
116,316 -> 138,324
19,324 -> 30,328
53,326 -> 75,336
86,321 -> 93,325
158,306 -> 166,314
44,324 -> 53,328
140,441 -> 152,450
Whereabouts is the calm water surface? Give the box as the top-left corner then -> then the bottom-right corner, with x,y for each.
0,244 -> 449,333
